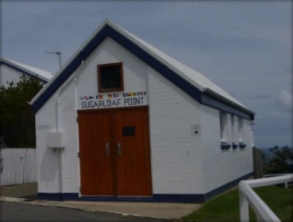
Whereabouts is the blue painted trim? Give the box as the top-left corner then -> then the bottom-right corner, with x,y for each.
38,193 -> 63,201
31,24 -> 254,120
62,193 -> 79,200
221,141 -> 231,149
153,194 -> 204,203
0,61 -> 47,83
239,142 -> 247,149
201,94 -> 251,120
80,196 -> 154,202
106,26 -> 202,102
204,171 -> 253,201
232,142 -> 238,149
81,195 -> 204,203
37,172 -> 253,203
38,193 -> 204,203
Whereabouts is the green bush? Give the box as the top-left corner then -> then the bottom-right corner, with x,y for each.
0,75 -> 43,147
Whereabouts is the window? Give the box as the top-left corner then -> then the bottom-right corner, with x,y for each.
238,117 -> 243,141
220,112 -> 227,141
231,115 -> 234,141
98,62 -> 124,92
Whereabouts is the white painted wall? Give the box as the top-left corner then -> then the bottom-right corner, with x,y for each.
35,36 -> 253,196
36,80 -> 79,193
36,37 -> 150,194
200,105 -> 253,193
77,37 -> 148,110
148,67 -> 203,194
0,65 -> 23,88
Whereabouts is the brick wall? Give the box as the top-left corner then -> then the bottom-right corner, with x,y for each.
35,37 -> 253,196
200,105 -> 253,193
36,81 -> 79,193
148,67 -> 204,194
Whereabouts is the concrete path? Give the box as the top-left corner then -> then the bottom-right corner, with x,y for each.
0,182 -> 37,199
0,183 -> 201,219
1,202 -> 169,222
23,200 -> 201,219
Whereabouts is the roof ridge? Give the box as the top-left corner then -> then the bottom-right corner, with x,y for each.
30,20 -> 252,117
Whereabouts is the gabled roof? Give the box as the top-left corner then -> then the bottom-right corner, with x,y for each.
30,19 -> 254,119
0,57 -> 53,82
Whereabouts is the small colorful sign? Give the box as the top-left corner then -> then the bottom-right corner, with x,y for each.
80,91 -> 147,109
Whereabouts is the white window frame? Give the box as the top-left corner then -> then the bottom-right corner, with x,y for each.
238,117 -> 243,142
231,115 -> 235,142
220,112 -> 227,141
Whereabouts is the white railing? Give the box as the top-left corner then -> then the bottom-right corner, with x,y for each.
263,173 -> 292,188
239,174 -> 293,222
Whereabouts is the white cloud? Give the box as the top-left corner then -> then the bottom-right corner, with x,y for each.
279,90 -> 292,109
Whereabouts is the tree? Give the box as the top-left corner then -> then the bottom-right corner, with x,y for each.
0,75 -> 44,147
263,146 -> 293,174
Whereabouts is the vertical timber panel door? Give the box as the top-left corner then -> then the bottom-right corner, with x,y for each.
114,108 -> 152,196
78,111 -> 113,196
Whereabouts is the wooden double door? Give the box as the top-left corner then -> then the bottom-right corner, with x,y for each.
78,107 -> 152,197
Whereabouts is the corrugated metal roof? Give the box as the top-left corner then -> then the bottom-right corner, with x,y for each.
111,20 -> 247,109
1,58 -> 53,81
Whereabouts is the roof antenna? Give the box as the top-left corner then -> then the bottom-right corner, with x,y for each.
45,51 -> 62,69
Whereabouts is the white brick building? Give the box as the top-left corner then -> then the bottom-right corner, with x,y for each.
0,58 -> 53,87
30,20 -> 255,203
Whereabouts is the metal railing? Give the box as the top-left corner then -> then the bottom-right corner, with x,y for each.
239,174 -> 293,222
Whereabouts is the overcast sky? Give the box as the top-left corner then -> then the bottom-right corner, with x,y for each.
1,1 -> 292,148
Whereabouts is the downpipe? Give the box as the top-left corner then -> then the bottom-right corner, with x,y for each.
56,59 -> 84,201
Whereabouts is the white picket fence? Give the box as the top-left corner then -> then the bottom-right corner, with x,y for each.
0,148 -> 37,186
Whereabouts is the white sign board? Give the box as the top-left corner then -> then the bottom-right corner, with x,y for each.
80,91 -> 147,109
191,124 -> 201,137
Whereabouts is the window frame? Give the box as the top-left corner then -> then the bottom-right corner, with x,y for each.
231,115 -> 234,141
238,117 -> 243,142
97,62 -> 124,93
220,111 -> 227,141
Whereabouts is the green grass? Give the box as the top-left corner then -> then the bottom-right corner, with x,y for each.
182,185 -> 293,222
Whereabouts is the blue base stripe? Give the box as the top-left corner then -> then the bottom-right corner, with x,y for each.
204,171 -> 253,201
152,194 -> 204,203
38,172 -> 253,203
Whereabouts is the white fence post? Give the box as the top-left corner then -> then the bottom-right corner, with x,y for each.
240,189 -> 249,222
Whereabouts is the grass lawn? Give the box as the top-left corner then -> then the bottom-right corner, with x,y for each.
182,185 -> 293,222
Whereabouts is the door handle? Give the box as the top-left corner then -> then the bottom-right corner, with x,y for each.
117,143 -> 121,156
105,143 -> 110,156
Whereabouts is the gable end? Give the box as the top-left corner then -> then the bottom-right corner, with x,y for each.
31,24 -> 254,120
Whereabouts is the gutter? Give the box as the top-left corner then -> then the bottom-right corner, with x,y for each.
202,88 -> 255,115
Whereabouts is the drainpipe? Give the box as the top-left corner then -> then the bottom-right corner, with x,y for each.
56,59 -> 84,200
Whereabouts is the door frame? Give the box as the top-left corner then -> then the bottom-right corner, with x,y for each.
77,105 -> 153,197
